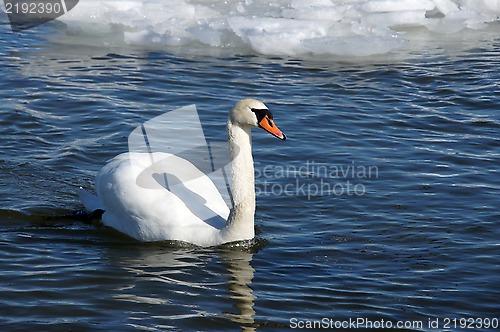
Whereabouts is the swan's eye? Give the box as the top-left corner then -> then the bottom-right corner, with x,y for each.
251,108 -> 273,123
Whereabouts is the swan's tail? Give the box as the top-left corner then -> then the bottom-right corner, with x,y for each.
38,188 -> 104,224
72,187 -> 105,221
78,187 -> 103,212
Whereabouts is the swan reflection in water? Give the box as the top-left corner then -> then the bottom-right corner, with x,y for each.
106,242 -> 261,330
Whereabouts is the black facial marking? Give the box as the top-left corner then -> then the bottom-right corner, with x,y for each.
251,108 -> 274,125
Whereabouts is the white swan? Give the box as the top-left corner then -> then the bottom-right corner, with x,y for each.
81,99 -> 285,246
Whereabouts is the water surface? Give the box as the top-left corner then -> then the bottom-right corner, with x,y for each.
0,18 -> 499,331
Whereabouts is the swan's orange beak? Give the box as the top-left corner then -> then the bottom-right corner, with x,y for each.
259,116 -> 286,140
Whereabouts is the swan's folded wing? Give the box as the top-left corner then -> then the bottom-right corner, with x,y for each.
96,152 -> 230,243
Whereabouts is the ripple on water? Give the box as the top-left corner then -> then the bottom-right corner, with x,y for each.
1,27 -> 499,330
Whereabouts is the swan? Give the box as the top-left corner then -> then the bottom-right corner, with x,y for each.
80,99 -> 286,246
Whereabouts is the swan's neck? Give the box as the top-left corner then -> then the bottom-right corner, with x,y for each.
222,119 -> 255,242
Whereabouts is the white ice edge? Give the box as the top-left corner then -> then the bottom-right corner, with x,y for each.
12,0 -> 500,57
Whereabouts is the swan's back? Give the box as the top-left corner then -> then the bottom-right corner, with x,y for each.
96,152 -> 230,245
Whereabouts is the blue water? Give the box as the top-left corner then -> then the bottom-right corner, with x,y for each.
1,22 -> 499,331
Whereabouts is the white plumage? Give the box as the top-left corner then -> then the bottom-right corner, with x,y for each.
80,99 -> 285,246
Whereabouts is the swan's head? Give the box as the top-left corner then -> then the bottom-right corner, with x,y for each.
230,98 -> 286,140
